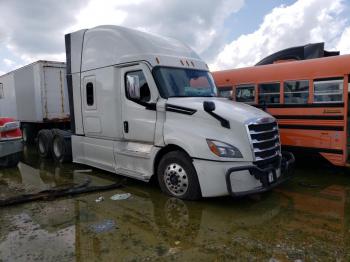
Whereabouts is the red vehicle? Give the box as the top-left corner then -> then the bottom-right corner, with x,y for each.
213,43 -> 350,166
0,118 -> 23,167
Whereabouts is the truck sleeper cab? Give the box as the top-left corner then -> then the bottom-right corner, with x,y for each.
64,25 -> 294,199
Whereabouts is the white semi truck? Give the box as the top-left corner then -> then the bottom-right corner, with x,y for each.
0,61 -> 70,144
39,25 -> 293,199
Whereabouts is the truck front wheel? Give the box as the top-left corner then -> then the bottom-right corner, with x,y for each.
157,151 -> 202,200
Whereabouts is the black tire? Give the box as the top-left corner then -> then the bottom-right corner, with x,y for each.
51,130 -> 72,163
21,124 -> 36,144
0,152 -> 22,167
157,150 -> 202,200
37,129 -> 53,158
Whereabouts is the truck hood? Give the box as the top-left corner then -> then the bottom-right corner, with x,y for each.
164,97 -> 274,162
166,97 -> 272,124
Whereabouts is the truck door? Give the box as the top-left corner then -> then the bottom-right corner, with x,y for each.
120,64 -> 157,143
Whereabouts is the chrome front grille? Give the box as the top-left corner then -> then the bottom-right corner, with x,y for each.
247,119 -> 281,163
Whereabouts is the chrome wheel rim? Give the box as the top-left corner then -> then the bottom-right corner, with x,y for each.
53,138 -> 61,158
164,163 -> 188,196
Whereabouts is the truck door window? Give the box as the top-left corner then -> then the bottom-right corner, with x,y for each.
258,83 -> 280,104
284,80 -> 309,104
125,71 -> 150,103
236,85 -> 255,103
313,78 -> 343,103
86,82 -> 94,106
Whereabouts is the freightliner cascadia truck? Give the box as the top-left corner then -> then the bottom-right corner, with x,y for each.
38,25 -> 294,199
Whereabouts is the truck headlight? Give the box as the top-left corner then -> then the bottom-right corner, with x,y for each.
206,139 -> 243,158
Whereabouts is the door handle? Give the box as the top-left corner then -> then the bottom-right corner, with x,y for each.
124,121 -> 129,133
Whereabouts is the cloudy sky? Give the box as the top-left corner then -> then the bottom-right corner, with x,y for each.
0,0 -> 349,75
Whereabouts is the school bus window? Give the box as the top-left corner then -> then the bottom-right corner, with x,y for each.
313,79 -> 343,103
218,86 -> 232,98
236,85 -> 255,103
258,83 -> 280,104
284,80 -> 309,104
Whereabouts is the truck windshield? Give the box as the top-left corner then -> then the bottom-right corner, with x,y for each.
153,67 -> 217,98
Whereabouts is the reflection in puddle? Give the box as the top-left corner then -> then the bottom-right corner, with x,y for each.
0,147 -> 350,261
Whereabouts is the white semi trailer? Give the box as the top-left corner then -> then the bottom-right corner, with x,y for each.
0,61 -> 70,144
40,25 -> 294,199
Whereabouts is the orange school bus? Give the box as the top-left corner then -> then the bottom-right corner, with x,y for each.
213,52 -> 350,166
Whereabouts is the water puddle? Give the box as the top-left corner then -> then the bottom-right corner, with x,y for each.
0,147 -> 350,261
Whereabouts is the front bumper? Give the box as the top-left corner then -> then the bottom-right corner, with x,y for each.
0,139 -> 23,158
225,151 -> 295,197
193,151 -> 294,197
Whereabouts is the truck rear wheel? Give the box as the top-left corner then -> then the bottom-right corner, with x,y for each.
37,129 -> 53,158
157,151 -> 202,200
51,130 -> 72,163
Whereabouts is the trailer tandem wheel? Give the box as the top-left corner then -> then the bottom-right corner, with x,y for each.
51,130 -> 72,163
37,129 -> 53,158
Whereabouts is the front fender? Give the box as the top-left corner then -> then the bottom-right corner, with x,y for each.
163,137 -> 196,158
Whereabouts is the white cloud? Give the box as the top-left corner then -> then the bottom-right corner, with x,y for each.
3,58 -> 15,67
336,26 -> 350,54
0,0 -> 85,64
0,0 -> 244,70
68,0 -> 244,59
1,0 -> 350,74
116,0 -> 244,56
211,0 -> 348,70
67,0 -> 132,33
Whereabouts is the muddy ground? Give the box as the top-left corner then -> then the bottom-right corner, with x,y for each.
0,146 -> 349,261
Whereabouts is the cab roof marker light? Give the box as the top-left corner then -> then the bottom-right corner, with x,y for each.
156,57 -> 160,64
186,60 -> 190,66
191,61 -> 195,67
180,60 -> 184,66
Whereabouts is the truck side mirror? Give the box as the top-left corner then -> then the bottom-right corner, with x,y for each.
203,101 -> 216,112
